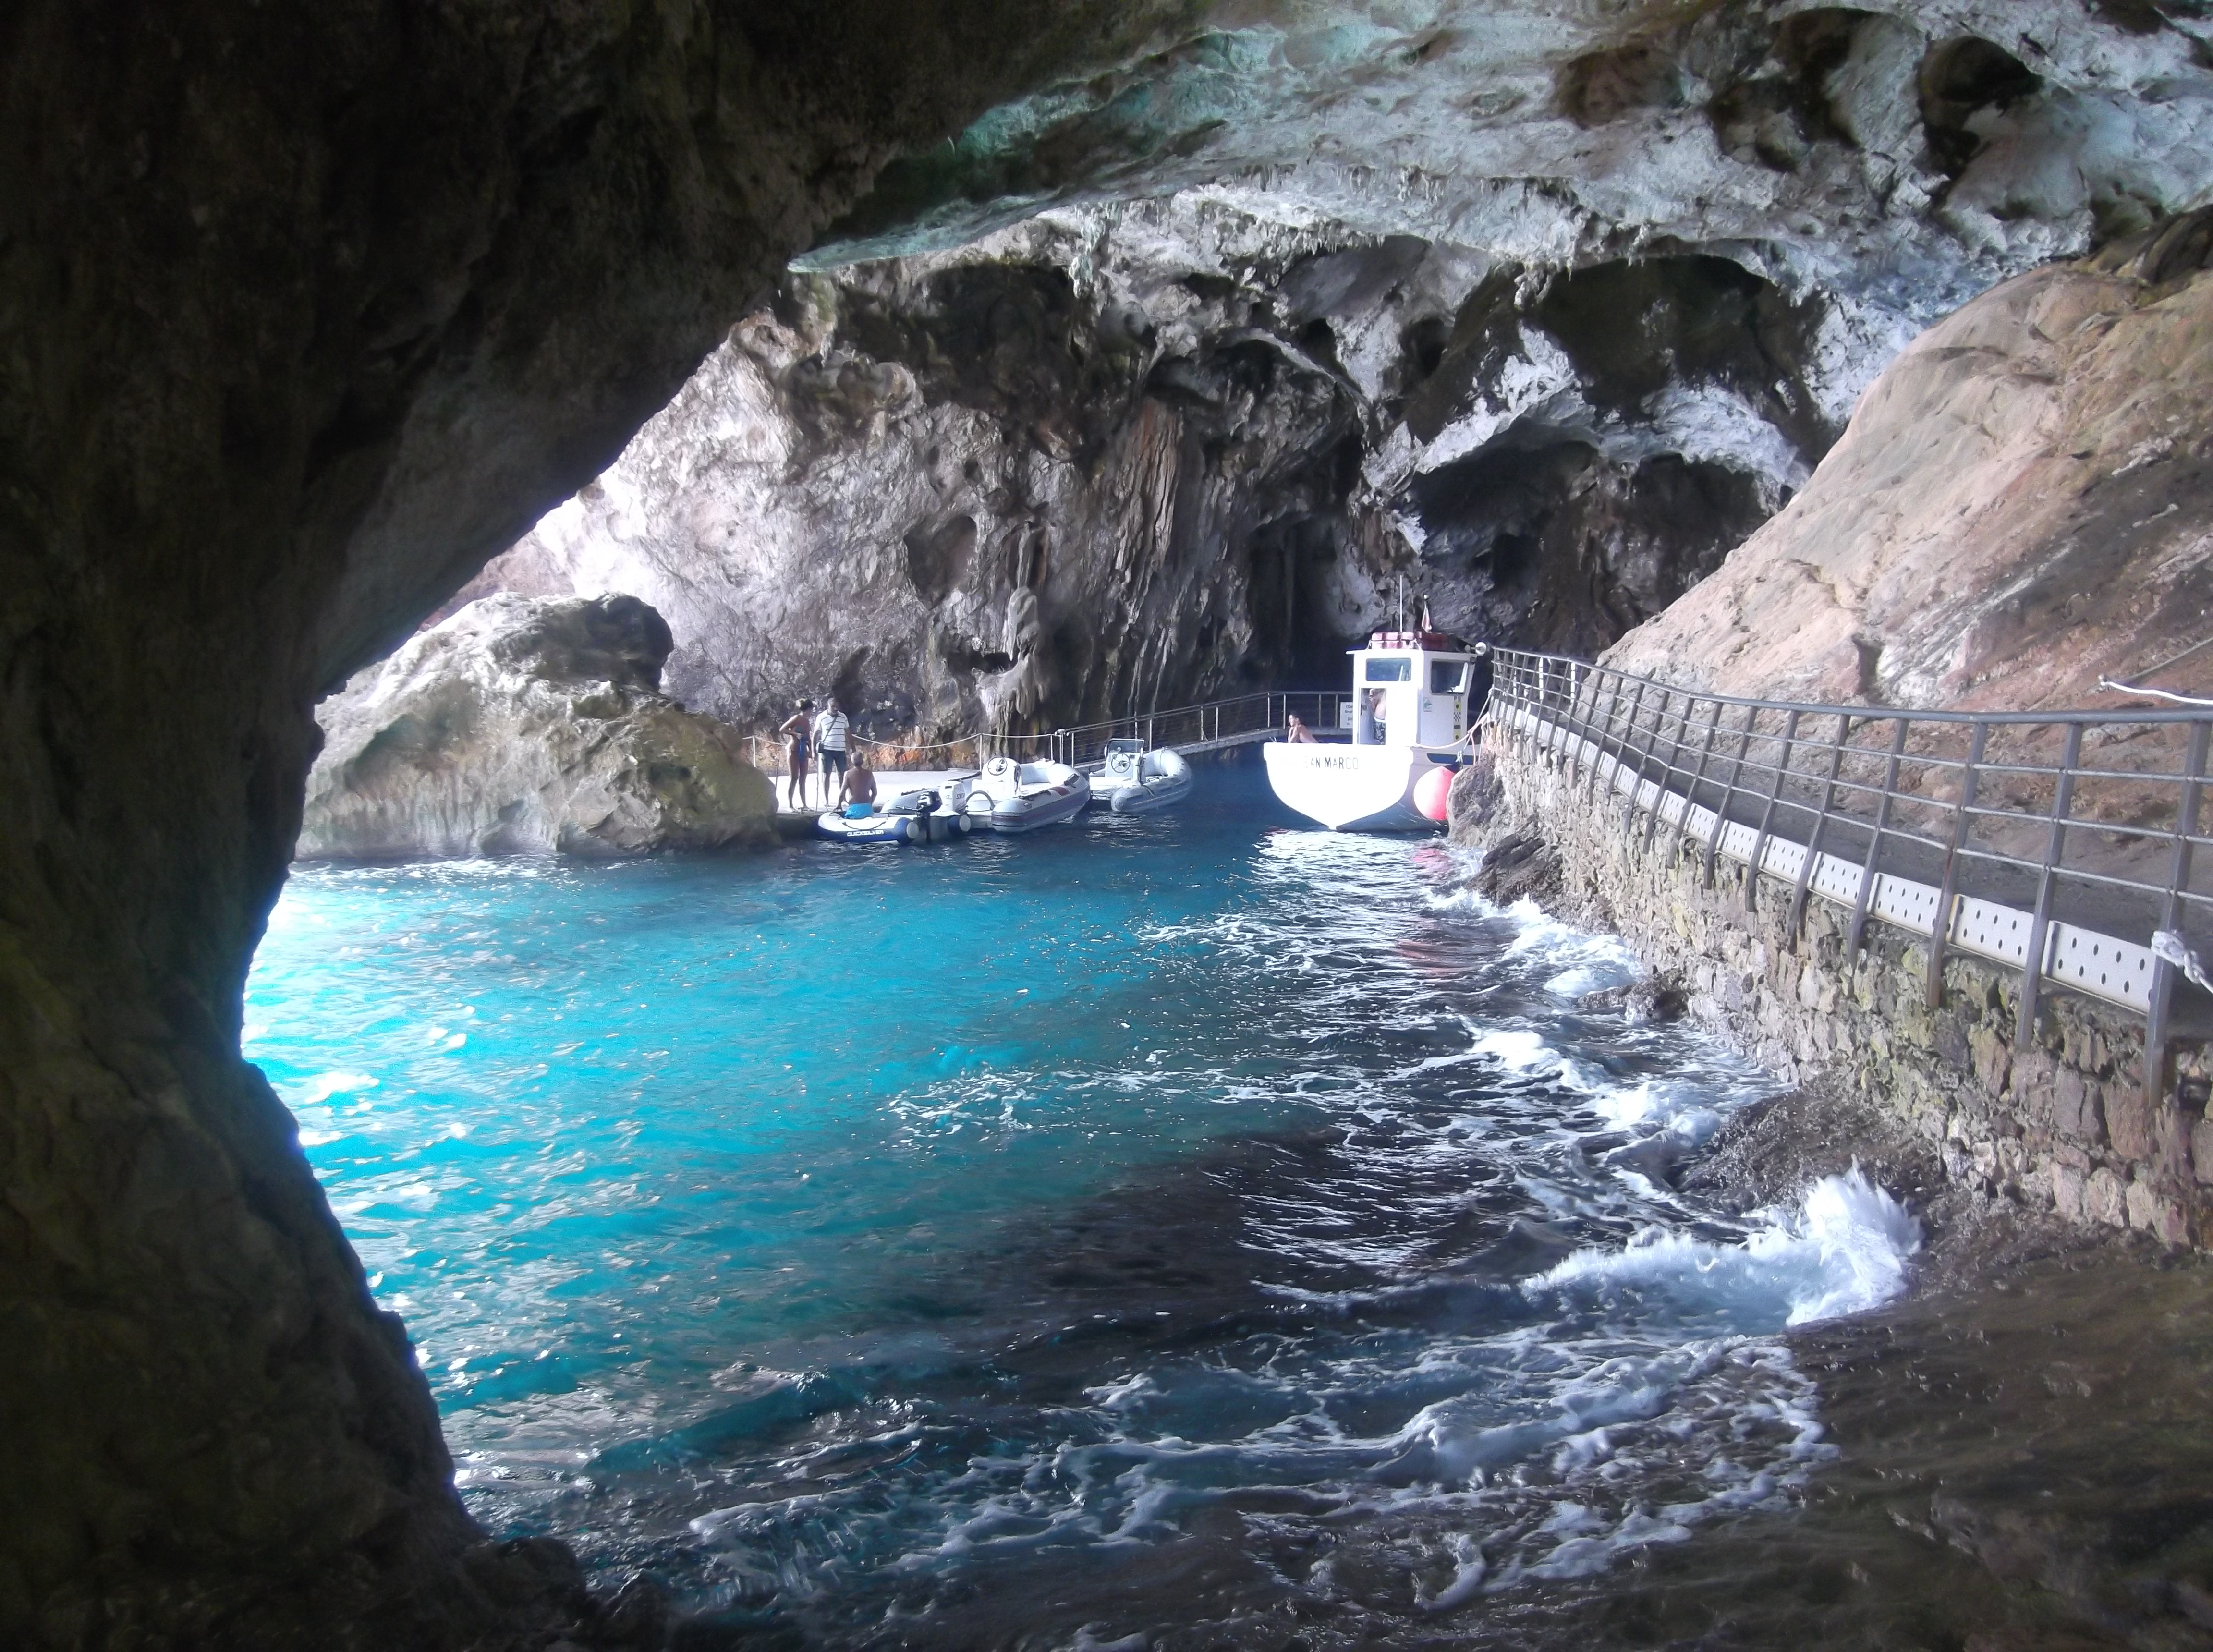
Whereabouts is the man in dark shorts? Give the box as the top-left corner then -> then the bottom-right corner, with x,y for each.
813,697 -> 851,796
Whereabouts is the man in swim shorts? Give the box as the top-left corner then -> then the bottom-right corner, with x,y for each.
837,749 -> 878,815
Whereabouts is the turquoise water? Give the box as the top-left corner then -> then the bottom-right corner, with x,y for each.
246,770 -> 1917,1646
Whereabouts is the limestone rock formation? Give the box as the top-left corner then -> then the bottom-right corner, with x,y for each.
302,595 -> 773,860
467,3 -> 2213,736
470,213 -> 1807,739
1605,212 -> 2213,712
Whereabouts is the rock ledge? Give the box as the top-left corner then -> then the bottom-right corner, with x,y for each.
301,595 -> 773,860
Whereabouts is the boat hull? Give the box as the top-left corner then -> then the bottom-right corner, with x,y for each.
816,808 -> 968,844
1109,773 -> 1193,814
1263,742 -> 1447,832
1100,748 -> 1193,814
984,782 -> 1089,832
816,786 -> 976,844
967,758 -> 1093,833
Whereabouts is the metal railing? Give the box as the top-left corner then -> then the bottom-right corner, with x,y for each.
740,690 -> 1354,781
1485,648 -> 2213,1104
1009,691 -> 1355,768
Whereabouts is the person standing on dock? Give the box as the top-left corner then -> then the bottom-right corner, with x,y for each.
814,696 -> 851,802
779,698 -> 814,809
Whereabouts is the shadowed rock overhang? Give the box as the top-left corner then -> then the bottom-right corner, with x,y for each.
6,1 -> 2213,1646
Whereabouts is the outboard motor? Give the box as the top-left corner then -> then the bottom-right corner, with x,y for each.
1103,738 -> 1145,782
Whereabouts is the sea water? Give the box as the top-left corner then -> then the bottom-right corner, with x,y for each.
244,769 -> 1919,1647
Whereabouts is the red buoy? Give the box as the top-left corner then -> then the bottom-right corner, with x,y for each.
1414,764 -> 1453,823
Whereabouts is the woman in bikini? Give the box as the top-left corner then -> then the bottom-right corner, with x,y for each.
778,698 -> 814,809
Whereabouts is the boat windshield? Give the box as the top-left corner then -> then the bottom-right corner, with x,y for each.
1430,660 -> 1469,693
1362,658 -> 1411,682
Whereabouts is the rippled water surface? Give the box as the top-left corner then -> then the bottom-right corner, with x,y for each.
248,770 -> 1927,1647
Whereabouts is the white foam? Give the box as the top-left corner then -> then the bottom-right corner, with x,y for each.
1542,965 -> 1607,998
1528,1168 -> 1920,1328
1416,1534 -> 1488,1611
1470,1028 -> 1553,1071
1593,1081 -> 1664,1130
296,1070 -> 378,1105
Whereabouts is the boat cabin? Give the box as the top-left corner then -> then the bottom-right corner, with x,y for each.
1350,630 -> 1478,749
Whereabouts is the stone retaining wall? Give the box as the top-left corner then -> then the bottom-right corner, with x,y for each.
1461,736 -> 2213,1247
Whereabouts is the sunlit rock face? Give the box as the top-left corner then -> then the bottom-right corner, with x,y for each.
470,1 -> 2213,732
302,595 -> 774,860
1605,211 -> 2213,713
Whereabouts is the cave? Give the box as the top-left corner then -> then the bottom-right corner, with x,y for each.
13,1 -> 2213,1647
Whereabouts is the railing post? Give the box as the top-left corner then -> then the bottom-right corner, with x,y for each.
1678,697 -> 1724,859
1743,708 -> 1803,913
1642,687 -> 1694,852
2143,720 -> 2211,1113
1560,661 -> 1595,780
1925,721 -> 1989,1010
1634,686 -> 1675,838
1789,711 -> 1853,935
1584,670 -> 1617,804
1848,717 -> 1909,958
2017,721 -> 2083,1049
1616,679 -> 1652,828
1704,704 -> 1758,886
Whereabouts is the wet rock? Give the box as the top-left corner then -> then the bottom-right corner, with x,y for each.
303,595 -> 773,860
1579,975 -> 1690,1026
1682,1079 -> 1947,1217
1445,752 -> 1505,844
9,0 -> 2213,1644
1470,829 -> 1563,909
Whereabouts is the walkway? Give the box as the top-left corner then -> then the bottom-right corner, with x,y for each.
1483,647 -> 2213,1103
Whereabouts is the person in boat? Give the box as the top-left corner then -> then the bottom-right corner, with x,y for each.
813,696 -> 851,798
1285,713 -> 1320,744
1358,687 -> 1387,744
778,698 -> 814,809
837,749 -> 878,816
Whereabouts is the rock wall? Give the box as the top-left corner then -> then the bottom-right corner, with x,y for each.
302,595 -> 774,860
467,239 -> 1370,745
459,2 -> 2213,740
1460,735 -> 2213,1249
1606,213 -> 2213,712
0,2 -> 1185,1644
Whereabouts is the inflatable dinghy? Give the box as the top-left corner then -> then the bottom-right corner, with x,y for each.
1094,739 -> 1193,814
816,782 -> 976,845
965,756 -> 1090,833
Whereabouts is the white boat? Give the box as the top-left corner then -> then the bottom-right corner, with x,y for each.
965,756 -> 1091,833
816,780 -> 977,844
1264,630 -> 1477,832
1094,740 -> 1193,814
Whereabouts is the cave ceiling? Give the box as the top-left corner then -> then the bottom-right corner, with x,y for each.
466,0 -> 2213,729
817,0 -> 2213,304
